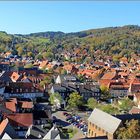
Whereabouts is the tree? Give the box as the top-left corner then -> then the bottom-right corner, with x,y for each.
87,98 -> 98,109
68,92 -> 83,110
116,119 -> 140,139
24,63 -> 33,68
40,76 -> 52,88
42,51 -> 53,59
100,85 -> 111,99
49,92 -> 63,109
118,98 -> 134,112
99,104 -> 119,115
17,46 -> 23,56
27,52 -> 34,58
78,74 -> 85,82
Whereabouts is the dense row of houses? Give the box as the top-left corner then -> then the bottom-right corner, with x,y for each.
0,51 -> 140,139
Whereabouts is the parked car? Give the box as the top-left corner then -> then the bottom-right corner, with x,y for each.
63,112 -> 68,116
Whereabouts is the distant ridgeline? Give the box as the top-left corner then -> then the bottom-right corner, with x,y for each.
0,25 -> 140,62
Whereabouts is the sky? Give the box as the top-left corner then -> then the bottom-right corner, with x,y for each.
0,1 -> 140,34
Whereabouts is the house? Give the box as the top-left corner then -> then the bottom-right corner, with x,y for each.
109,80 -> 129,98
133,93 -> 140,109
39,61 -> 48,69
5,113 -> 33,138
4,82 -> 44,99
55,75 -> 77,84
129,106 -> 140,114
5,99 -> 17,113
63,64 -> 78,74
0,71 -> 12,83
88,108 -> 121,139
0,118 -> 18,139
129,78 -> 140,93
25,125 -> 49,139
43,126 -> 60,139
10,72 -> 21,82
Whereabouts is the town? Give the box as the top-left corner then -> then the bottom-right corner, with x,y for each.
0,48 -> 140,139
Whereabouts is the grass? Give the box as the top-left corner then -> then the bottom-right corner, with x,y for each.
60,127 -> 78,139
67,128 -> 78,139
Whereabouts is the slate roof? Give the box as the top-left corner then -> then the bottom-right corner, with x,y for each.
43,126 -> 60,139
52,84 -> 67,92
88,108 -> 121,134
26,125 -> 48,139
114,113 -> 140,122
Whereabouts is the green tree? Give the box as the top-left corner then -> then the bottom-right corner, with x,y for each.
116,119 -> 140,139
78,74 -> 85,82
100,85 -> 111,99
42,51 -> 53,59
24,63 -> 33,68
87,98 -> 98,109
68,92 -> 83,110
99,104 -> 119,115
49,92 -> 63,105
118,98 -> 134,112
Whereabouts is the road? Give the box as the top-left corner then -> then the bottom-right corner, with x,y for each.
52,111 -> 85,140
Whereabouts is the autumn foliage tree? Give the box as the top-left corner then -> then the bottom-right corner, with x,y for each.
116,119 -> 140,139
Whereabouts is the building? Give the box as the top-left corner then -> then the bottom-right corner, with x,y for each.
4,82 -> 44,99
88,108 -> 121,139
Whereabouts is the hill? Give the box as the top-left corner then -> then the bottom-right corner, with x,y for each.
0,25 -> 140,61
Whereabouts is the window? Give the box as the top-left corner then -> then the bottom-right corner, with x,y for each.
95,125 -> 97,129
89,129 -> 91,135
91,131 -> 94,136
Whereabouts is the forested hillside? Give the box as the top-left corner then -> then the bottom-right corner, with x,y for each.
0,25 -> 140,61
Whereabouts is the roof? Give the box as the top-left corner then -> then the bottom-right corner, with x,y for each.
39,61 -> 48,68
4,82 -> 43,93
88,108 -> 121,134
129,106 -> 140,114
10,72 -> 20,82
0,118 -> 8,135
6,113 -> 33,127
101,72 -> 117,80
2,133 -> 12,139
52,84 -> 67,92
19,101 -> 33,109
26,125 -> 48,139
43,126 -> 60,139
5,102 -> 16,113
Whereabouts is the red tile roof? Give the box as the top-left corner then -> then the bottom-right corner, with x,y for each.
5,102 -> 16,113
10,72 -> 20,82
6,113 -> 33,127
0,118 -> 8,135
19,101 -> 33,109
129,106 -> 140,114
101,71 -> 117,80
39,60 -> 48,68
